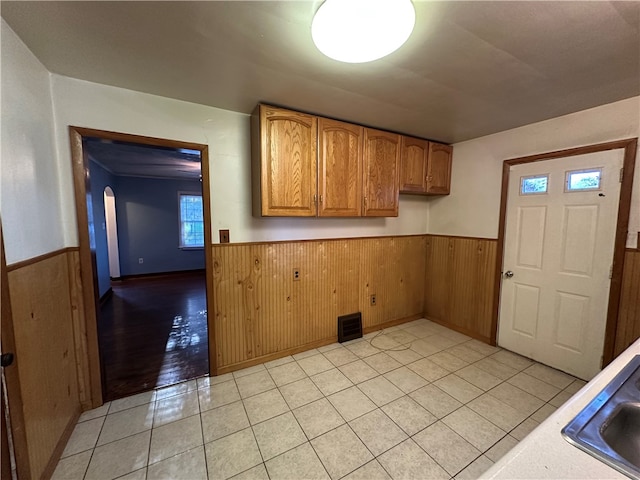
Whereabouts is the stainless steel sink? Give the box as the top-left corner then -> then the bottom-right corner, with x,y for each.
562,355 -> 640,479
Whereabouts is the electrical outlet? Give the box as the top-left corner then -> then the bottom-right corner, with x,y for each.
370,294 -> 377,306
219,229 -> 230,243
293,268 -> 300,281
138,258 -> 144,264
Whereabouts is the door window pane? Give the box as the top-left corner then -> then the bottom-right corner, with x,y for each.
520,175 -> 549,195
565,168 -> 602,192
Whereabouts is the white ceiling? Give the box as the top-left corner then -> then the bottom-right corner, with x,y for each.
2,1 -> 639,144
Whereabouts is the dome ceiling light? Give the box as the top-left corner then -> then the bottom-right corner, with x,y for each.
312,0 -> 416,63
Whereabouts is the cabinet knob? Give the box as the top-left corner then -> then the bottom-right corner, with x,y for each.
320,195 -> 323,204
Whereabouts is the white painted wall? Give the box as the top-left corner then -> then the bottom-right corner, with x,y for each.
51,75 -> 429,246
429,97 -> 640,248
4,19 -> 637,263
0,21 -> 66,264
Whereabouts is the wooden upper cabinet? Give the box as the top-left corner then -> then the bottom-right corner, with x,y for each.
254,105 -> 317,216
363,128 -> 400,217
399,136 -> 429,193
399,138 -> 452,195
427,142 -> 452,195
318,118 -> 363,217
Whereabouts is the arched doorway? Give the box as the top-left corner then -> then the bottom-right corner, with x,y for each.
103,186 -> 121,279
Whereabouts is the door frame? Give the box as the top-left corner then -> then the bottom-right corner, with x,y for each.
68,126 -> 216,407
491,138 -> 638,367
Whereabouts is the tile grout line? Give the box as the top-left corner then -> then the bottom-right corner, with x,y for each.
62,320 -> 582,480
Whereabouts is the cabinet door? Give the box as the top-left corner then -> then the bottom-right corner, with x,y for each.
399,136 -> 428,194
259,105 -> 317,216
363,128 -> 400,217
318,118 -> 363,217
426,142 -> 452,195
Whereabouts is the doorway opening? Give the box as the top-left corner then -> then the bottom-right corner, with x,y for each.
69,128 -> 215,404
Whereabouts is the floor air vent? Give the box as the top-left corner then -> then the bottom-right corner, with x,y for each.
338,312 -> 362,343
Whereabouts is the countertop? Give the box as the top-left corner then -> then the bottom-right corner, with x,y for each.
482,339 -> 640,479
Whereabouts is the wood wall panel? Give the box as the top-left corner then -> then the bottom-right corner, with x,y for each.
614,249 -> 640,357
424,235 -> 497,342
7,251 -> 80,479
212,236 -> 425,370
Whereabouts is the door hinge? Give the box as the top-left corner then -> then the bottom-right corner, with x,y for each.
620,168 -> 624,183
609,264 -> 613,279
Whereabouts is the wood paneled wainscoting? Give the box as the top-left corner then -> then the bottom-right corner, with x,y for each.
614,248 -> 640,357
423,235 -> 498,343
4,248 -> 89,479
212,236 -> 426,372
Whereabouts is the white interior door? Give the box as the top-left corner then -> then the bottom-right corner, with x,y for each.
498,150 -> 623,380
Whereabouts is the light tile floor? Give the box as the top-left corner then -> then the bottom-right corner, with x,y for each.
53,318 -> 586,480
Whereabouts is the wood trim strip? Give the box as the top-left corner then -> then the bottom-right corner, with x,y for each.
39,408 -> 81,480
6,247 -> 77,272
602,138 -> 638,365
363,314 -> 422,334
491,161 -> 511,345
504,138 -> 637,165
424,315 -> 491,344
491,138 -> 638,366
67,250 -> 92,410
425,233 -> 497,242
212,233 -> 428,247
117,269 -> 206,281
69,127 -> 103,407
69,126 -> 209,151
1,224 -> 31,480
201,145 -> 218,376
216,313 -> 421,375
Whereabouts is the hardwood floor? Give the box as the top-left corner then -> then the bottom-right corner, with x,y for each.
98,271 -> 209,401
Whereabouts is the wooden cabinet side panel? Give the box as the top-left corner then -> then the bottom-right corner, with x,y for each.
260,106 -> 317,216
427,143 -> 453,195
318,118 -> 363,217
363,129 -> 400,217
400,136 -> 428,193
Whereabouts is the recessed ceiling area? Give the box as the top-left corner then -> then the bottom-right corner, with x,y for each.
2,1 -> 639,143
85,138 -> 202,181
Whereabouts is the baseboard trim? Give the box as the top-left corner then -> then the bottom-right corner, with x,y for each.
363,314 -> 422,335
41,406 -> 81,480
214,313 -> 423,375
99,287 -> 113,306
424,315 -> 492,345
116,269 -> 205,282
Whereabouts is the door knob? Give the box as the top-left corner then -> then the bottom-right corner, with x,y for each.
1,353 -> 14,367
504,271 -> 514,278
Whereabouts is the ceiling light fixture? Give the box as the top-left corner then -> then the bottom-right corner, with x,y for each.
312,0 -> 416,63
